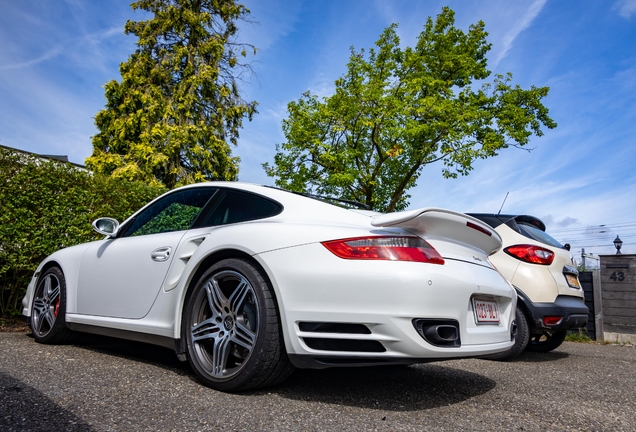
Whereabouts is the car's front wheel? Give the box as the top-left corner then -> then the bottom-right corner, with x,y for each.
30,267 -> 74,344
183,258 -> 294,392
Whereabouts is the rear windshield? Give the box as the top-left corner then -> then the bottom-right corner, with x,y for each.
517,223 -> 563,248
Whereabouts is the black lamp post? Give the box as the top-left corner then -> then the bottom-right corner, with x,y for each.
614,235 -> 623,255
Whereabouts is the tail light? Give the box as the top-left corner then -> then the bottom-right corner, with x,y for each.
322,236 -> 444,264
504,244 -> 555,265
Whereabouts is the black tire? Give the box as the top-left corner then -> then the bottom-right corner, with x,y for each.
482,305 -> 530,361
30,267 -> 74,344
183,258 -> 294,392
525,329 -> 567,353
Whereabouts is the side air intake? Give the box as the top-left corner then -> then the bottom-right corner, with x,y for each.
302,338 -> 386,353
298,322 -> 371,334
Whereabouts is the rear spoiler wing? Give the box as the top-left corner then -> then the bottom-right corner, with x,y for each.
371,208 -> 503,256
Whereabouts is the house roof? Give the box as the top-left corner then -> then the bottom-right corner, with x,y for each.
0,144 -> 86,169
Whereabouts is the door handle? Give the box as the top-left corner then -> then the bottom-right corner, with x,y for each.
151,247 -> 172,262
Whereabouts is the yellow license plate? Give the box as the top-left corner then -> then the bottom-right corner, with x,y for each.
566,274 -> 581,288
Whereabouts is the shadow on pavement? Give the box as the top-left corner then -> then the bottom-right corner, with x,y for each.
70,332 -> 191,376
39,331 -> 497,411
0,372 -> 94,431
510,350 -> 569,363
272,363 -> 496,412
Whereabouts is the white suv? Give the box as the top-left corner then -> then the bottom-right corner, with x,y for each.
467,214 -> 589,359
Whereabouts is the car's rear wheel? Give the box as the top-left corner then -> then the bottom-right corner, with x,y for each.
482,305 -> 530,361
30,267 -> 74,344
184,258 -> 294,392
525,329 -> 567,353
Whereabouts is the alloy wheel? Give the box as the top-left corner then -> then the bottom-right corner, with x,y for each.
189,270 -> 259,380
32,273 -> 61,338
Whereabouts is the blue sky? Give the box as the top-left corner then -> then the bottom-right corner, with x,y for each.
1,0 -> 636,260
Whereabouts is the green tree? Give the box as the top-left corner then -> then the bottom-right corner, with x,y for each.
87,0 -> 257,188
264,7 -> 556,212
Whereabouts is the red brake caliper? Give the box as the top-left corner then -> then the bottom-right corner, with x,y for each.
54,298 -> 60,318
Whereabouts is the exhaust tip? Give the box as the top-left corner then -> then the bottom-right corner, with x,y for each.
413,319 -> 461,348
425,325 -> 458,342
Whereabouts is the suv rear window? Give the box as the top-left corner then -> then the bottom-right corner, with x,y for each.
517,223 -> 563,248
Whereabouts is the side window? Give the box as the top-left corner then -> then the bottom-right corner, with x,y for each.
123,188 -> 217,237
193,189 -> 282,228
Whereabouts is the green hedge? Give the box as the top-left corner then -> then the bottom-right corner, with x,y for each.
0,148 -> 167,316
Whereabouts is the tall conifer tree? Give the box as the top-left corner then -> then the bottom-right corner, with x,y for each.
87,0 -> 256,188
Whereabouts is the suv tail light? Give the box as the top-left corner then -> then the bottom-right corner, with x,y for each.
504,244 -> 555,265
322,236 -> 445,264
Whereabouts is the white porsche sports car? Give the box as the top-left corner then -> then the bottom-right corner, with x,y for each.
23,182 -> 516,391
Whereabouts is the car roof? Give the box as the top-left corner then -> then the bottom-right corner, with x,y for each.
148,181 -> 373,227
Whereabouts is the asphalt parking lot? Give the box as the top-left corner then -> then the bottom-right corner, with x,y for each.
1,331 -> 634,431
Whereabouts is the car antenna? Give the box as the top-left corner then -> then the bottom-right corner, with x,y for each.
497,192 -> 509,215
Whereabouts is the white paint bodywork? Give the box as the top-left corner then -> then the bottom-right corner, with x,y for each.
22,182 -> 516,362
488,223 -> 584,303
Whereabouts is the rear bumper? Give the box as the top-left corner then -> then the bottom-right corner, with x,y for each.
257,243 -> 517,367
517,290 -> 589,331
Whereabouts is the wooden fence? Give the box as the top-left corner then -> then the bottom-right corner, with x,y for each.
578,271 -> 598,340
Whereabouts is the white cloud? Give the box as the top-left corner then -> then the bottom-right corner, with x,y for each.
238,0 -> 302,52
66,26 -> 130,74
493,0 -> 548,67
262,102 -> 289,122
542,215 -> 579,229
614,0 -> 636,18
0,46 -> 61,71
0,65 -> 99,162
309,74 -> 336,99
372,0 -> 400,24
